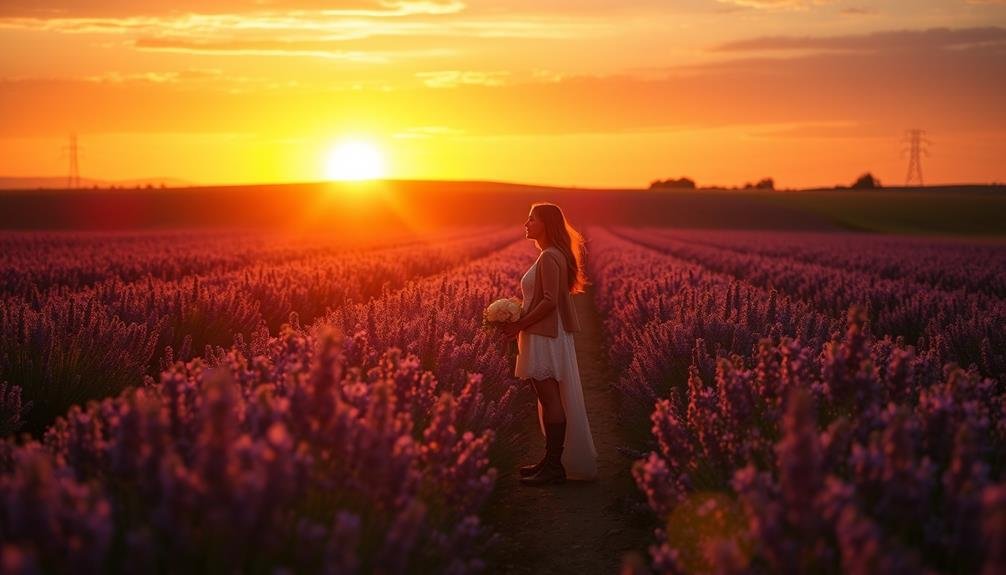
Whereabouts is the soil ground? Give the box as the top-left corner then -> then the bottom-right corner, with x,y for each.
483,286 -> 655,574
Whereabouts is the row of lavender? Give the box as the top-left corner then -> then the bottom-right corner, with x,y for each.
0,227 -> 488,297
588,227 -> 1005,574
615,227 -> 1006,383
647,228 -> 1006,299
0,227 -> 515,433
1,234 -> 537,573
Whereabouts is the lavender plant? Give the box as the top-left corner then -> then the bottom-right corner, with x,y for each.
588,227 -> 1006,574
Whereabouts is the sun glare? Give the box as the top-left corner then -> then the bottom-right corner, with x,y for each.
324,140 -> 386,181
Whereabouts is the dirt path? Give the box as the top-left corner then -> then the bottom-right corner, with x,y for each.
483,286 -> 653,574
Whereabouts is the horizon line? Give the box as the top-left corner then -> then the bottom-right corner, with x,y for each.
2,175 -> 1005,194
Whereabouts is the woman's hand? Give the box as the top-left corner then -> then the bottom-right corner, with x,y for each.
501,321 -> 522,339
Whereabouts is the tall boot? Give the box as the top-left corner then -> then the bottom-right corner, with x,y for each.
518,405 -> 547,477
520,420 -> 566,486
518,449 -> 546,478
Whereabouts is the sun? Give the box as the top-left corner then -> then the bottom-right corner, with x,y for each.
324,139 -> 387,181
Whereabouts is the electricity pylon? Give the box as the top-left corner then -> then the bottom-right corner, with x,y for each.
902,128 -> 931,187
60,133 -> 82,189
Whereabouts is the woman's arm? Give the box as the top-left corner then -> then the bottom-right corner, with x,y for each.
517,253 -> 561,331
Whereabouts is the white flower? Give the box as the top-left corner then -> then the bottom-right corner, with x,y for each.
484,297 -> 522,324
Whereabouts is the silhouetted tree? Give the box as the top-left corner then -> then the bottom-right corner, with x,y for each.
851,172 -> 881,189
649,177 -> 696,190
743,178 -> 775,190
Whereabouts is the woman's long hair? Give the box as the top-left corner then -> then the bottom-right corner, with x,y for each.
531,202 -> 588,294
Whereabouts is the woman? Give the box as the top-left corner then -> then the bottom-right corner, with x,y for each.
501,203 -> 598,486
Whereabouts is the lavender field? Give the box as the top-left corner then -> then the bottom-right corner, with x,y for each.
589,227 -> 1006,574
1,225 -> 1005,574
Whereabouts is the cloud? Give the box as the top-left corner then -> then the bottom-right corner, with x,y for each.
0,8 -> 598,45
1,26 -> 1002,142
715,0 -> 835,10
713,26 -> 1006,52
0,1 -> 465,18
133,37 -> 454,62
746,121 -> 890,139
83,71 -> 188,84
415,70 -> 510,88
0,4 -> 602,67
838,7 -> 878,16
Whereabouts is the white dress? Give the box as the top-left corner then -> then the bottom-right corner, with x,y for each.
514,256 -> 598,480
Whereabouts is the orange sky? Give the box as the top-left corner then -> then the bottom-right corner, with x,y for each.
1,0 -> 1004,188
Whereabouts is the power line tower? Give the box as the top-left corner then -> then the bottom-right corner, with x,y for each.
61,133 -> 82,189
902,128 -> 931,187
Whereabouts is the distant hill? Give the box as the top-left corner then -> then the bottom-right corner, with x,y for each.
0,179 -> 1002,235
0,179 -> 850,232
0,176 -> 193,190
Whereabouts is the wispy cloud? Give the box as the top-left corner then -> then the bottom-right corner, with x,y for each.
0,7 -> 601,68
715,0 -> 835,10
0,1 -> 466,18
67,68 -> 333,94
133,37 -> 455,62
839,7 -> 879,16
82,70 -> 196,84
712,26 -> 1006,52
415,70 -> 510,88
4,25 -> 1001,140
0,3 -> 605,69
0,6 -> 597,39
746,121 -> 889,139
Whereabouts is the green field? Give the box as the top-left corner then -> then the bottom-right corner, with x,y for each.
760,186 -> 1006,236
1,181 -> 1004,237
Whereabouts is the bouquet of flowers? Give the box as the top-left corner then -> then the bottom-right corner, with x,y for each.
483,297 -> 522,358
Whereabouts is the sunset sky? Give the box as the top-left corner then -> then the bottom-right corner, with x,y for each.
1,0 -> 1004,188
